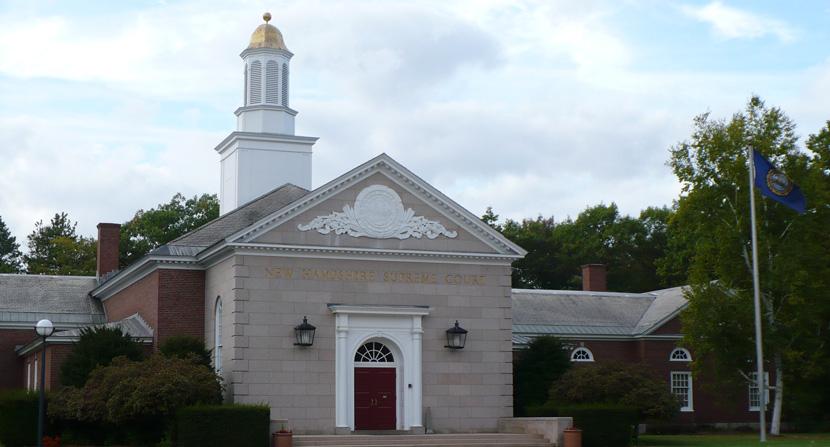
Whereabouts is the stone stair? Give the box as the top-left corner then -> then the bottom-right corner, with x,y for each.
294,433 -> 552,447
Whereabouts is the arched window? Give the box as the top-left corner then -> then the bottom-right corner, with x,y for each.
670,348 -> 691,362
214,296 -> 223,372
281,63 -> 288,106
249,61 -> 262,104
265,60 -> 279,104
570,347 -> 594,362
354,341 -> 394,363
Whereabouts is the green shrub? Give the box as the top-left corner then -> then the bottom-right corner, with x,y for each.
50,354 -> 222,445
175,404 -> 270,447
513,336 -> 571,416
548,362 -> 680,421
160,335 -> 212,368
0,390 -> 39,447
559,404 -> 638,447
60,326 -> 144,387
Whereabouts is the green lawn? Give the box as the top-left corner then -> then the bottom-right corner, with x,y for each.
639,433 -> 830,447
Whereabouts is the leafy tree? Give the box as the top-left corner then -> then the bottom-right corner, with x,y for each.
24,213 -> 96,276
667,97 -> 830,434
50,355 -> 222,445
60,326 -> 145,387
513,336 -> 571,416
548,362 -> 680,421
120,193 -> 219,267
0,216 -> 22,273
160,335 -> 212,369
494,204 -> 675,292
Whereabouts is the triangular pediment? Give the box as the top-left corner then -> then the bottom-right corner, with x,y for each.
227,154 -> 526,259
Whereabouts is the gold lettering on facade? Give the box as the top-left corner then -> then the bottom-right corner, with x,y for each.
265,267 -> 295,279
265,267 -> 486,286
383,271 -> 437,284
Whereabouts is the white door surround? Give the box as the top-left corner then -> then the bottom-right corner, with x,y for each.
329,304 -> 430,433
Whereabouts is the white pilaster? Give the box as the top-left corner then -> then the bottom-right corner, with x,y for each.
335,313 -> 349,430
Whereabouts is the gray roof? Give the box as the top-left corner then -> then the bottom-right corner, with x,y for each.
511,286 -> 688,341
0,274 -> 104,328
54,313 -> 153,339
163,183 -> 309,250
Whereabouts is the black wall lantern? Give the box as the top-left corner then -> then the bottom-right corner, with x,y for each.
445,320 -> 468,350
294,316 -> 316,346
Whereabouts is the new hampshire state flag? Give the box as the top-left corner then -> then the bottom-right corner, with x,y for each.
753,150 -> 806,214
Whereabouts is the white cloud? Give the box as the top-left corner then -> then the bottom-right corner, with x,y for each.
0,0 -> 824,247
681,1 -> 797,42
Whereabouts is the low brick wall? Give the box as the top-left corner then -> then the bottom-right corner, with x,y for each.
499,417 -> 573,446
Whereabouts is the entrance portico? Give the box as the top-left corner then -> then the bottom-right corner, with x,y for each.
330,304 -> 429,433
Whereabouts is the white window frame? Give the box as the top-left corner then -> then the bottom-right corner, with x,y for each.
670,371 -> 694,412
670,348 -> 692,362
570,347 -> 594,362
26,362 -> 31,390
214,296 -> 223,373
748,371 -> 769,411
33,358 -> 38,391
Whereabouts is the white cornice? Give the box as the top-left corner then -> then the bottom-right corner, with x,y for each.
214,131 -> 318,156
224,242 -> 520,265
16,334 -> 153,356
328,304 -> 432,316
226,153 -> 527,257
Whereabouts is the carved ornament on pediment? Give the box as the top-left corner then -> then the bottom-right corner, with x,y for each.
297,185 -> 458,240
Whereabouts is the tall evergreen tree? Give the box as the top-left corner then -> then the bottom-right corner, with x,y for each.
0,216 -> 23,273
24,212 -> 96,276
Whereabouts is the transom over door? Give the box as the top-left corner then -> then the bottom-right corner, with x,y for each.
354,341 -> 396,430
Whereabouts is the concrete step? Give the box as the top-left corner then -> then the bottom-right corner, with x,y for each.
294,433 -> 551,447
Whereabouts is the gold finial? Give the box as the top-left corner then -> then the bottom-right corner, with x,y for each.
263,12 -> 272,23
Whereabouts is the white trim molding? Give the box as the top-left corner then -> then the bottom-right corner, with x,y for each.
329,304 -> 430,432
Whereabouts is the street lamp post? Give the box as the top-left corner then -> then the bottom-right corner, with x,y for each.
35,319 -> 54,447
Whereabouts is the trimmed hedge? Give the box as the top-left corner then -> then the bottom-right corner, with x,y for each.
176,404 -> 270,447
529,403 -> 639,447
559,404 -> 639,447
0,390 -> 38,447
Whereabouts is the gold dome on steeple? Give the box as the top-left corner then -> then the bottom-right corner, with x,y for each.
247,12 -> 288,51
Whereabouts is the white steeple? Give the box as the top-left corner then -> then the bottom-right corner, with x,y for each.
216,12 -> 317,215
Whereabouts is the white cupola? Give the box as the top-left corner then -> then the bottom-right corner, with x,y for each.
216,12 -> 317,215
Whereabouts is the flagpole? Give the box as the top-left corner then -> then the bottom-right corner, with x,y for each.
747,147 -> 767,442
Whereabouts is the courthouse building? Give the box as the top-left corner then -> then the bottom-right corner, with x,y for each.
0,14 -> 766,433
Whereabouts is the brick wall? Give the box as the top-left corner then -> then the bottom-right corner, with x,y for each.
158,269 -> 206,343
0,329 -> 35,389
103,271 -> 160,342
101,268 -> 205,346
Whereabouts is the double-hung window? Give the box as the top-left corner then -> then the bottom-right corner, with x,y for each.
748,371 -> 769,411
670,371 -> 693,412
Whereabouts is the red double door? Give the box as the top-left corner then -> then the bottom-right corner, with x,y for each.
354,367 -> 396,430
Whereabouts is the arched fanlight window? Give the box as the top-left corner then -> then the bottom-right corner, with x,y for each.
570,347 -> 594,362
670,348 -> 692,362
214,296 -> 223,372
354,341 -> 394,363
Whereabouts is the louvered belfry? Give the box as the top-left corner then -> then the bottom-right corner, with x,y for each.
217,12 -> 318,215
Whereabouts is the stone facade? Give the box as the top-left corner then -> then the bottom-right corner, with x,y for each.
206,253 -> 513,434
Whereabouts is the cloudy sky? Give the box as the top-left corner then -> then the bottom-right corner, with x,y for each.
1,0 -> 828,244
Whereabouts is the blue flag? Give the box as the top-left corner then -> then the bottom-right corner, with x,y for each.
753,150 -> 806,214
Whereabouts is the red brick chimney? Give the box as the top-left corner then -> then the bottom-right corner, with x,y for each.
97,223 -> 121,278
582,264 -> 607,292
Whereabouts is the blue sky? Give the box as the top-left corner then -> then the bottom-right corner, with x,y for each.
0,0 -> 828,245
